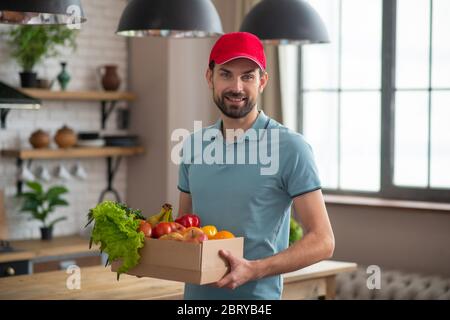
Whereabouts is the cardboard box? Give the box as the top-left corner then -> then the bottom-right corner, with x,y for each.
111,237 -> 244,284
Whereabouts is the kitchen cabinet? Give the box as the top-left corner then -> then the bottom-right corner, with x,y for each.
0,260 -> 30,278
32,252 -> 103,273
0,253 -> 103,277
0,235 -> 103,277
9,234 -> 97,257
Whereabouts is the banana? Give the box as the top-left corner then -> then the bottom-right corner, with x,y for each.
147,203 -> 173,226
146,205 -> 166,226
160,204 -> 174,223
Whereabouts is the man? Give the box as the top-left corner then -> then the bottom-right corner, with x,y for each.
177,32 -> 335,300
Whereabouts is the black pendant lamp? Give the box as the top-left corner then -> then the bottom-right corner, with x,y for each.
117,0 -> 223,38
240,0 -> 329,45
0,0 -> 86,26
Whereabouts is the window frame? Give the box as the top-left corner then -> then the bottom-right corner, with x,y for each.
298,0 -> 450,203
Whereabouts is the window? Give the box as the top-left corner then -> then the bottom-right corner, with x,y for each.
294,0 -> 450,202
394,0 -> 450,191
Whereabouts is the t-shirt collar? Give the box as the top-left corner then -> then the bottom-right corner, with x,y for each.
210,109 -> 270,142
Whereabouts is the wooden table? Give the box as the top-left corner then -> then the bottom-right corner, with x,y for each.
0,260 -> 356,300
282,260 -> 357,299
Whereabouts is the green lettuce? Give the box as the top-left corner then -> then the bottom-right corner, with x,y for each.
86,201 -> 144,279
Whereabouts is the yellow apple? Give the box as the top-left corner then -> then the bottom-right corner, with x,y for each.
159,232 -> 184,241
183,227 -> 208,243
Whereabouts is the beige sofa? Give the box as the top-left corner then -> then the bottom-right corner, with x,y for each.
336,266 -> 450,300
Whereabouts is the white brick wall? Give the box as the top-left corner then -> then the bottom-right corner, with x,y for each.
0,0 -> 130,240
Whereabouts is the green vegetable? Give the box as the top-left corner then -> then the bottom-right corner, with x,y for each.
86,201 -> 145,280
116,202 -> 146,221
289,217 -> 303,246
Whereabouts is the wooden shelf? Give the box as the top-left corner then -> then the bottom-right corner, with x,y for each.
1,146 -> 144,160
1,89 -> 136,129
1,146 -> 145,201
19,89 -> 135,102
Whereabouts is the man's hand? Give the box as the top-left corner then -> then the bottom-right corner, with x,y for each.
213,250 -> 259,290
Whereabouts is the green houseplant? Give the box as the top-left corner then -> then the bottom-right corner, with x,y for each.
19,181 -> 69,240
2,25 -> 78,88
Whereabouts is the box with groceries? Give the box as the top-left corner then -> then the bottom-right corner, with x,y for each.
87,201 -> 244,285
111,236 -> 244,284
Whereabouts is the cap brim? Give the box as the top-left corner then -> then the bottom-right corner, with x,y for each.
215,55 -> 265,71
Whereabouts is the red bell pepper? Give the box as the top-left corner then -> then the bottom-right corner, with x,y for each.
175,214 -> 201,228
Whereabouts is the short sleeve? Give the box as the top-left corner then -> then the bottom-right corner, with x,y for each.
281,134 -> 321,198
178,162 -> 190,194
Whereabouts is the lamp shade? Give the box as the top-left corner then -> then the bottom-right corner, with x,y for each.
240,0 -> 329,45
0,0 -> 86,25
117,0 -> 223,38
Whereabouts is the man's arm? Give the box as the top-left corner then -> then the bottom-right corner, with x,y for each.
177,191 -> 192,219
216,189 -> 335,289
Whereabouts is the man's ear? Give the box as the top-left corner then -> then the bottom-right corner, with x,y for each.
259,71 -> 269,93
206,68 -> 213,89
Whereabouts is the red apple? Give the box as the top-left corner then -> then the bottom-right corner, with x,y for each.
169,222 -> 186,233
183,227 -> 208,243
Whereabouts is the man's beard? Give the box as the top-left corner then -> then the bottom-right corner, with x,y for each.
213,89 -> 256,119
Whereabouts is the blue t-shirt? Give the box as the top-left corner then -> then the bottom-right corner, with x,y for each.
178,110 -> 321,300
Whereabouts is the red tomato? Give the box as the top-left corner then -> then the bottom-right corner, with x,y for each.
138,220 -> 152,238
152,222 -> 173,239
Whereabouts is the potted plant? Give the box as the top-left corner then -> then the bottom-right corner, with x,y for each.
19,181 -> 69,240
1,25 -> 78,88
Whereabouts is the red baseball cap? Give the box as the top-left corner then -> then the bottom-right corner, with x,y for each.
209,32 -> 266,71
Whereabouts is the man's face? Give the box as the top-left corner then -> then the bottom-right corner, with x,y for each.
206,58 -> 268,119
